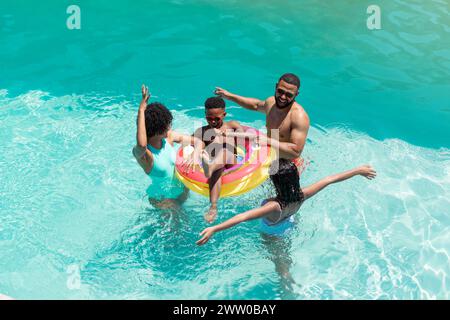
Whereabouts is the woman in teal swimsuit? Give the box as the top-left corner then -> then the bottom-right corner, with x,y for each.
133,85 -> 202,210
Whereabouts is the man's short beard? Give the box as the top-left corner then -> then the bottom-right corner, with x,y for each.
275,97 -> 294,109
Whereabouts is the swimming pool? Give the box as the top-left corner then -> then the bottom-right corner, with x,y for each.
0,0 -> 449,299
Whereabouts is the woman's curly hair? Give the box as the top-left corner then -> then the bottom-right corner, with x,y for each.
144,102 -> 173,137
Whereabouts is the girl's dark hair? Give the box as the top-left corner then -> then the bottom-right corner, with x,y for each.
269,159 -> 303,203
144,102 -> 173,137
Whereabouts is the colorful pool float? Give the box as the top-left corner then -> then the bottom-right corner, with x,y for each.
175,127 -> 275,197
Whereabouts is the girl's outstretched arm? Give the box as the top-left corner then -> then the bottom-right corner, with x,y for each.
302,165 -> 377,200
196,201 -> 280,246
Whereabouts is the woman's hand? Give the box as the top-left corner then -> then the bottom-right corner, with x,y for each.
179,155 -> 197,174
177,144 -> 201,174
196,227 -> 216,246
140,84 -> 151,108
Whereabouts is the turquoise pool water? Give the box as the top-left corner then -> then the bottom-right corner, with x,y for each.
0,0 -> 449,299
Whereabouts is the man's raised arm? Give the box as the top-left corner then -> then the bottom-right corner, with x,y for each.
215,87 -> 266,113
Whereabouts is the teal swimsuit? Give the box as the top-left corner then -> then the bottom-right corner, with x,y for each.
146,139 -> 185,199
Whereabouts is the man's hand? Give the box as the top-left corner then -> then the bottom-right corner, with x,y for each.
196,227 -> 216,246
215,87 -> 265,113
214,87 -> 232,99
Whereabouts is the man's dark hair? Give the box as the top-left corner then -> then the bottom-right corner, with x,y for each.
278,73 -> 300,90
205,96 -> 225,109
144,102 -> 173,137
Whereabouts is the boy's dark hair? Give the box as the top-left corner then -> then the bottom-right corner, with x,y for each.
205,96 -> 225,109
144,102 -> 173,137
278,73 -> 300,89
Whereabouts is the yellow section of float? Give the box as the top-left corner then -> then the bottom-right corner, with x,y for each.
175,146 -> 276,198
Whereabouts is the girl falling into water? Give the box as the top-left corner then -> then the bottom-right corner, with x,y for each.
196,158 -> 376,292
196,160 -> 376,245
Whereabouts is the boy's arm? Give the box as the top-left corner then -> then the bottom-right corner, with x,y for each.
226,120 -> 247,139
227,120 -> 244,131
222,121 -> 256,139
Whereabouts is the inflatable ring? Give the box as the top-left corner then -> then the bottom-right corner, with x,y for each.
175,126 -> 275,197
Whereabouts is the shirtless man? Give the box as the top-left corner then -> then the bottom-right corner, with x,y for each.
215,73 -> 309,163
